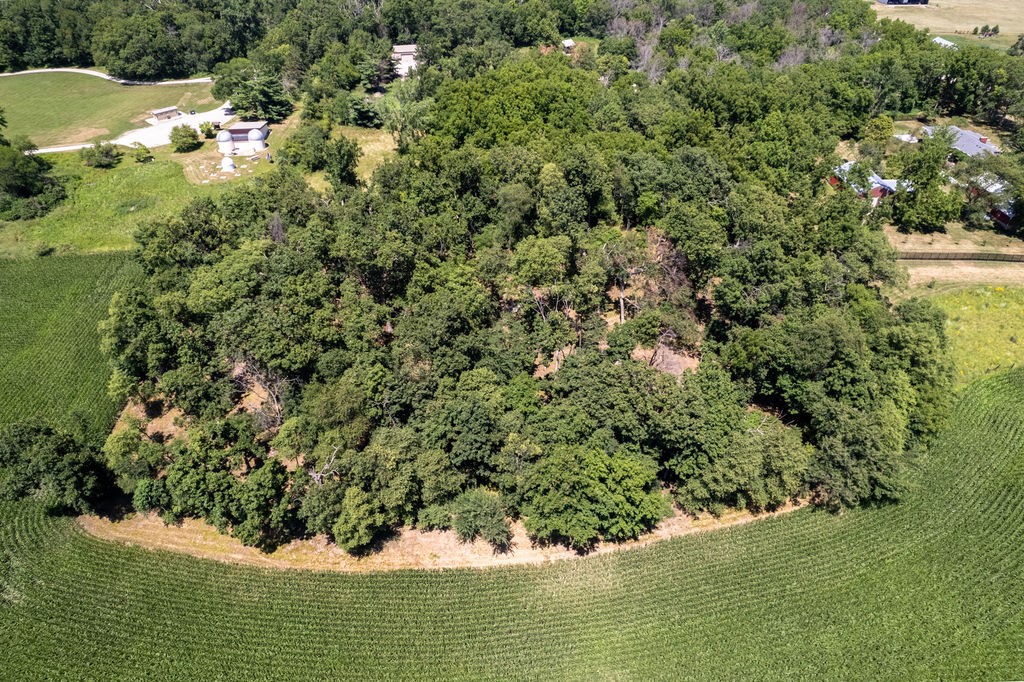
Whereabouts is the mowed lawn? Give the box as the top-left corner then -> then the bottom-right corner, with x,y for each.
0,72 -> 216,147
874,0 -> 1024,51
0,152 -> 219,258
0,254 -> 140,439
934,285 -> 1024,384
2,370 -> 1024,678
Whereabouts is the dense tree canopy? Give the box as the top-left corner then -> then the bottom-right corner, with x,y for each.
11,0 -> 1023,553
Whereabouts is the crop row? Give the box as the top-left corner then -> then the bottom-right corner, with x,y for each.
0,254 -> 139,438
1,372 -> 1023,679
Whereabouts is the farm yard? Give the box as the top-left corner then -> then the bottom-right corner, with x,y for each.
1,371 -> 1023,678
0,72 -> 216,148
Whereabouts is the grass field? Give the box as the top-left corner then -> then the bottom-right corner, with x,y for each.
1,367 -> 1023,678
0,72 -> 216,147
874,0 -> 1023,51
0,342 -> 1019,675
932,286 -> 1024,384
0,153 -> 219,258
0,254 -> 139,439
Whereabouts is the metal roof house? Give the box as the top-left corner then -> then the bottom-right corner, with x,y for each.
830,161 -> 911,205
922,125 -> 1000,158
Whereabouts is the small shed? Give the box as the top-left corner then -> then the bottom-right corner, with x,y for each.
562,38 -> 576,54
932,36 -> 958,50
151,106 -> 180,121
392,44 -> 418,79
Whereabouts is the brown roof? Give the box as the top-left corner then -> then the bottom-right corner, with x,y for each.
226,121 -> 268,131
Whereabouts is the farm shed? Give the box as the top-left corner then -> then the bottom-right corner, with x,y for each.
151,106 -> 180,121
932,37 -> 958,50
876,0 -> 928,4
562,39 -> 576,53
391,44 -> 418,79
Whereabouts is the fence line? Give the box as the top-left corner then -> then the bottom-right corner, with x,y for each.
898,251 -> 1024,263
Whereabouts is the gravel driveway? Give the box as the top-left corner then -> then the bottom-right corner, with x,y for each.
114,104 -> 234,149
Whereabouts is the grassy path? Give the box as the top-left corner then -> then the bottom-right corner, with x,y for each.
1,371 -> 1023,679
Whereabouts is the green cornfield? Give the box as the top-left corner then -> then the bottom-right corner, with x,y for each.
0,254 -> 139,439
1,371 -> 1023,679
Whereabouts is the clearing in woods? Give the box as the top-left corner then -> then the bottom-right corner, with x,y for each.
0,72 -> 216,147
873,0 -> 1024,50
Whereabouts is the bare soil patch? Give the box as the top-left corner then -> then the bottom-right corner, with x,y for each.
905,261 -> 1024,287
79,501 -> 805,573
631,343 -> 699,377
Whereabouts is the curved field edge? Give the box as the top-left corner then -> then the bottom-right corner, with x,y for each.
2,371 -> 1024,679
75,501 -> 806,572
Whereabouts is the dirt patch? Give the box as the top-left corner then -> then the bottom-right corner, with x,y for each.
61,126 -> 110,145
631,343 -> 699,377
113,400 -> 186,442
79,500 -> 805,573
906,261 -> 1024,287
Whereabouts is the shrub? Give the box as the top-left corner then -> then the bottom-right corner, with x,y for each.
170,125 -> 201,153
199,122 -> 216,139
451,488 -> 512,550
417,503 -> 453,530
331,486 -> 387,553
79,142 -> 122,168
132,144 -> 153,163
